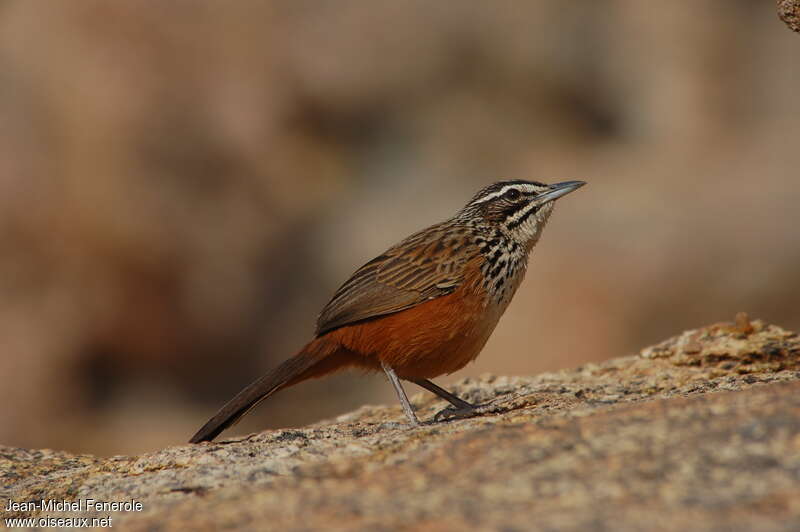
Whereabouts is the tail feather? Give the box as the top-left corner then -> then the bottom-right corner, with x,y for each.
189,337 -> 341,443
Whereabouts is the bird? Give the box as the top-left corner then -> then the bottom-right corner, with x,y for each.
190,179 -> 585,443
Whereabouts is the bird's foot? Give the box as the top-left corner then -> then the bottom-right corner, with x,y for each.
431,391 -> 532,421
432,401 -> 507,422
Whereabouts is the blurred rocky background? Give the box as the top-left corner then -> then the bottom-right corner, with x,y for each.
0,0 -> 797,455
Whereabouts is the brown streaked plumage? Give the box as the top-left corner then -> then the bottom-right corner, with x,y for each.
190,179 -> 585,442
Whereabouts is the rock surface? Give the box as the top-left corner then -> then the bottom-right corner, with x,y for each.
3,315 -> 800,531
779,0 -> 800,32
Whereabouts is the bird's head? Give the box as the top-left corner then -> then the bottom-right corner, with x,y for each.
459,179 -> 585,246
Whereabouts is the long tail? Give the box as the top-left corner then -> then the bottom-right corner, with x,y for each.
189,337 -> 346,443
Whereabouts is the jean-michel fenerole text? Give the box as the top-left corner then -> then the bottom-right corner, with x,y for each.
4,498 -> 143,513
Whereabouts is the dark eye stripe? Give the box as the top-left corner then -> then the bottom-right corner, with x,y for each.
506,205 -> 540,229
468,180 -> 545,205
501,203 -> 522,218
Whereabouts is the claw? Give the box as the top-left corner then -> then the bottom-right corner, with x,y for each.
432,398 -> 517,422
432,403 -> 487,422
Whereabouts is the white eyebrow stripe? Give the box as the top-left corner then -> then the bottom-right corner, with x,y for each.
471,184 -> 538,205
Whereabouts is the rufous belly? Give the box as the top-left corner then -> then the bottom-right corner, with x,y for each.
327,277 -> 500,379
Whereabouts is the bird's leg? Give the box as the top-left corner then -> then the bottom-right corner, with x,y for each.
381,362 -> 420,427
409,378 -> 509,422
408,378 -> 476,410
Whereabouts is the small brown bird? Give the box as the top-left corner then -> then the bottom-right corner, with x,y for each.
190,179 -> 585,442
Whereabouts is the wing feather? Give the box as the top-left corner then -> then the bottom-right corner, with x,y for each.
315,225 -> 476,335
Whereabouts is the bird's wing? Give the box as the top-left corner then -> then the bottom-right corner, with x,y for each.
315,225 -> 477,336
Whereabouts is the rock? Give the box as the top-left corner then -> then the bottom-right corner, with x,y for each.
779,0 -> 800,33
3,317 -> 800,531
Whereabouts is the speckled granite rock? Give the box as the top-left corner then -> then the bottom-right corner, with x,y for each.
3,315 -> 800,531
779,0 -> 800,33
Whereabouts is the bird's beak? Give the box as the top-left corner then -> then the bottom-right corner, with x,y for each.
535,180 -> 586,204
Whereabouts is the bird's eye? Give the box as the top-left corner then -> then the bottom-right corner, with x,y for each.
504,188 -> 521,201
